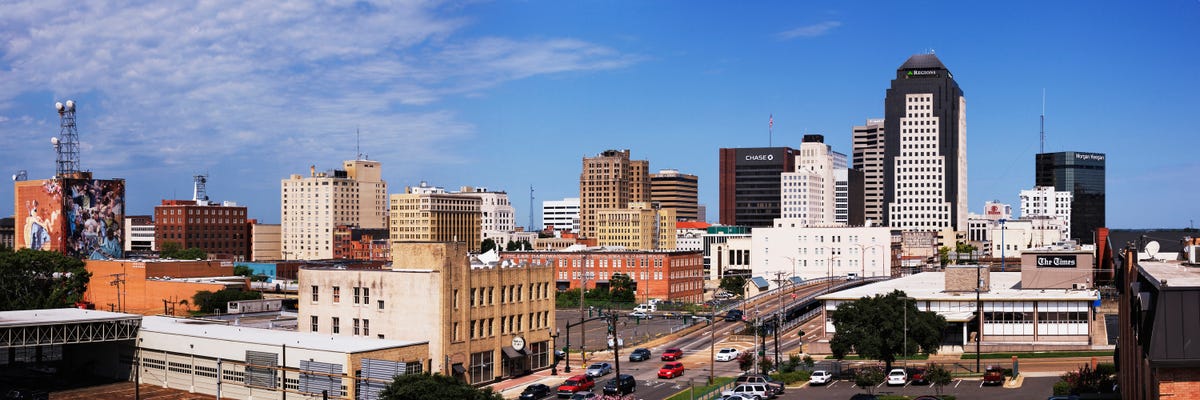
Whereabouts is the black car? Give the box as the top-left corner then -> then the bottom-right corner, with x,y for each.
724,309 -> 744,322
602,374 -> 637,396
628,348 -> 651,362
519,383 -> 552,400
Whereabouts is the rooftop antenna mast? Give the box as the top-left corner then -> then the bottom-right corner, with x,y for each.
52,100 -> 81,177
528,185 -> 536,232
193,174 -> 209,202
356,126 -> 363,160
1040,89 -> 1046,154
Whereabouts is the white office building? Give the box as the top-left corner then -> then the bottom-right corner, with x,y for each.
780,135 -> 844,226
541,197 -> 580,233
281,160 -> 388,260
1020,186 -> 1073,240
751,222 -> 892,284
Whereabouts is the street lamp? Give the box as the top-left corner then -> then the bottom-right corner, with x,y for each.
851,243 -> 883,278
550,329 -> 560,375
897,295 -> 913,369
999,219 -> 1007,271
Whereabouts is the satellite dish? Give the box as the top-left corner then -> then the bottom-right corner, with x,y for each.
1145,241 -> 1161,260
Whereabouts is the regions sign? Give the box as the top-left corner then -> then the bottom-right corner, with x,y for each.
1036,255 -> 1078,268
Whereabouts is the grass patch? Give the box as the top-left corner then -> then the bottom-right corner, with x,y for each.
827,354 -> 931,360
663,376 -> 735,400
961,351 -> 1113,360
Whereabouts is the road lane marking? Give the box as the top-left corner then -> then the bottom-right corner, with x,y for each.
954,379 -> 962,388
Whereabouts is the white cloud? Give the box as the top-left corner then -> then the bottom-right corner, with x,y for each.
776,21 -> 842,40
0,0 -> 637,172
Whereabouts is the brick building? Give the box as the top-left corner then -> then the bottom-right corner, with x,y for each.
333,225 -> 391,260
498,249 -> 704,303
83,259 -> 247,315
154,199 -> 251,259
1117,244 -> 1200,400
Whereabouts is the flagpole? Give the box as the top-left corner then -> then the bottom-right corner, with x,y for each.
769,114 -> 774,147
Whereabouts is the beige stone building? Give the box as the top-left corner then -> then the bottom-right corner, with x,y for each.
650,169 -> 699,222
251,222 -> 281,261
579,149 -> 650,240
298,242 -> 555,385
389,183 -> 482,246
281,160 -> 388,260
596,202 -> 677,250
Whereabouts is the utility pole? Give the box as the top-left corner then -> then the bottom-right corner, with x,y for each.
609,309 -> 622,380
771,271 -> 788,369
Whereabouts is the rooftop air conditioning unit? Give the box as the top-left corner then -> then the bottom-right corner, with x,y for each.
1072,283 -> 1088,290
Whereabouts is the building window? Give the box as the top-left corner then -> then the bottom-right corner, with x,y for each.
378,300 -> 384,309
363,287 -> 369,304
353,287 -> 360,304
353,318 -> 360,335
332,317 -> 340,334
310,316 -> 318,331
311,286 -> 319,302
363,319 -> 369,336
332,286 -> 340,303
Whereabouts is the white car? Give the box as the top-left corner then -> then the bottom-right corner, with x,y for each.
887,368 -> 908,386
715,348 -> 740,362
809,370 -> 832,385
629,311 -> 652,319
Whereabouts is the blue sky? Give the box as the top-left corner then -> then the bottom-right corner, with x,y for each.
2,1 -> 1198,229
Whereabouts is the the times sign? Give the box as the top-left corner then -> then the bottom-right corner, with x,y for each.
1036,255 -> 1078,268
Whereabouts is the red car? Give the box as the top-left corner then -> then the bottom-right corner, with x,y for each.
658,362 -> 685,379
661,348 -> 683,361
557,374 -> 595,398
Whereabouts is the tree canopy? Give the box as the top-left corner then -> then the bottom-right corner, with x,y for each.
609,273 -> 636,303
159,241 -> 207,260
504,240 -> 532,251
829,290 -> 947,372
480,238 -> 497,254
0,249 -> 91,311
378,373 -> 502,400
720,275 -> 747,296
193,289 -> 263,313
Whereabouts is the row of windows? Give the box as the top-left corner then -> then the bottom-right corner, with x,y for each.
159,208 -> 245,217
310,285 -> 383,308
309,316 -> 380,338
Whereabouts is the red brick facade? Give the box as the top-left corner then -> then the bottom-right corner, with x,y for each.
154,200 -> 251,259
498,250 -> 704,303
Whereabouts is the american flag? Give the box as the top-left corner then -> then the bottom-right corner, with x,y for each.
769,114 -> 774,130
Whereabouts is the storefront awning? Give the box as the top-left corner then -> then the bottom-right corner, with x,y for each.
939,311 -> 976,322
502,346 -> 527,359
452,364 -> 466,374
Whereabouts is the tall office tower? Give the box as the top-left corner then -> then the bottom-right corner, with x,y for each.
718,147 -> 797,227
1035,151 -> 1105,243
155,199 -> 251,259
853,118 -> 886,225
457,186 -> 515,233
389,182 -> 482,245
542,197 -> 580,232
780,135 -> 841,226
833,151 -> 849,225
884,53 -> 968,231
650,169 -> 699,222
579,149 -> 649,239
281,160 -> 388,260
1020,186 -> 1074,240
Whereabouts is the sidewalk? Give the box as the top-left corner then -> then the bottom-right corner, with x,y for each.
487,366 -> 571,399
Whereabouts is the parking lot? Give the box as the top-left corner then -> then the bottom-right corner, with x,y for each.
781,376 -> 1058,400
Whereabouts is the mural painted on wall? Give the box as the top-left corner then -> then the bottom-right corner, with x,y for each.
14,178 -> 125,259
63,179 -> 125,260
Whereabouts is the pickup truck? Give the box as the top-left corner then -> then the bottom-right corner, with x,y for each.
557,375 -> 595,398
982,365 -> 1006,386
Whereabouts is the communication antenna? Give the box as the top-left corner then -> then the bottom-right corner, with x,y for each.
356,126 -> 363,160
528,185 -> 536,232
12,170 -> 27,182
193,174 -> 209,201
53,100 -> 81,177
1145,241 -> 1161,261
1040,89 -> 1046,154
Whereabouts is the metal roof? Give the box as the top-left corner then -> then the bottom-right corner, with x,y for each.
817,272 -> 1097,302
0,308 -> 140,327
140,316 -> 426,353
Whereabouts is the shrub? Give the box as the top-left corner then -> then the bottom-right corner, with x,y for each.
769,370 -> 810,384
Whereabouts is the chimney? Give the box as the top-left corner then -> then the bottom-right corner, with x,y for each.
945,265 -> 989,292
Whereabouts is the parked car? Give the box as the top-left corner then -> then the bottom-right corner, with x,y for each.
658,362 -> 685,379
720,394 -> 757,400
519,384 -> 552,400
661,348 -> 683,361
724,309 -> 744,322
629,311 -> 652,319
602,374 -> 636,395
735,373 -> 783,395
886,368 -> 908,386
720,383 -> 771,400
1047,396 -> 1080,400
910,367 -> 928,385
715,348 -> 740,362
557,375 -> 595,398
809,370 -> 833,385
983,365 -> 1006,385
585,362 -> 612,377
628,348 -> 651,362
568,391 -> 596,400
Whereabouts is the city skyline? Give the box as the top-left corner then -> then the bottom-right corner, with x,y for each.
2,2 -> 1198,229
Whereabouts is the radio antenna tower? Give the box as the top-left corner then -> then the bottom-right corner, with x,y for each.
528,185 -> 536,232
52,100 -> 81,177
193,174 -> 209,202
356,126 -> 363,160
1040,89 -> 1046,154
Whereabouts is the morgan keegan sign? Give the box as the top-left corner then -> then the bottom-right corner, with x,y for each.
1036,255 -> 1078,268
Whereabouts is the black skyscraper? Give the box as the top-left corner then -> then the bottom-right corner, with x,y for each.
719,147 -> 796,227
883,53 -> 967,231
1036,151 -> 1106,244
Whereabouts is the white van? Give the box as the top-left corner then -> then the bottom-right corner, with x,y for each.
633,303 -> 656,313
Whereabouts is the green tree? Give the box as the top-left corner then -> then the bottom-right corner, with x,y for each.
720,275 -> 747,296
937,246 -> 951,267
378,373 -> 502,400
193,289 -> 264,313
0,249 -> 92,310
609,273 -> 636,303
955,242 -> 978,264
854,367 -> 885,395
829,290 -> 947,372
480,238 -> 497,253
927,363 -> 953,396
736,352 -> 755,372
555,288 -> 582,308
1058,363 -> 1118,395
233,265 -> 253,276
160,242 -> 207,260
